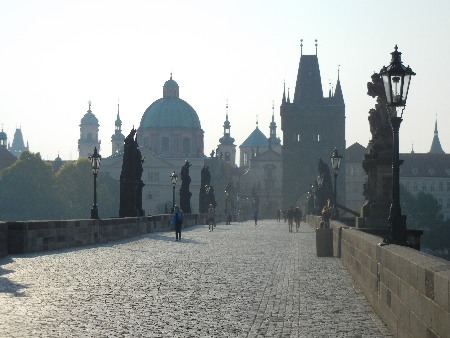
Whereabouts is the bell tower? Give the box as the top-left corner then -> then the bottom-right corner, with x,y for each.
78,101 -> 101,158
281,40 -> 345,208
217,100 -> 236,165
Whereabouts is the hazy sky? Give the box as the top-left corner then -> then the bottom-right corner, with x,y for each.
1,0 -> 449,161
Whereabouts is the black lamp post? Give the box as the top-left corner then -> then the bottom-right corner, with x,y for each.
225,188 -> 229,224
380,45 -> 415,245
170,171 -> 178,213
88,147 -> 101,219
330,147 -> 342,217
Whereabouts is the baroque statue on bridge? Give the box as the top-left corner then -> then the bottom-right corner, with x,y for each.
119,128 -> 145,217
179,160 -> 192,213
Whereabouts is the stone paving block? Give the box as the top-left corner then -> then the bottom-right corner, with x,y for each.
0,220 -> 392,337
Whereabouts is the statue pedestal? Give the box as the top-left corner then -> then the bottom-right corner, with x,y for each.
357,151 -> 392,231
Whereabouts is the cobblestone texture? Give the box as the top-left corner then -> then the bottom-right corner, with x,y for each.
0,220 -> 392,337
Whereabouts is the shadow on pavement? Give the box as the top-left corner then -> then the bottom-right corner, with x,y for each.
0,257 -> 29,296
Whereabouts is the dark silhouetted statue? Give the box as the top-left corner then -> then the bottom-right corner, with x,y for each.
316,159 -> 333,213
179,160 -> 192,213
119,128 -> 145,217
199,165 -> 211,213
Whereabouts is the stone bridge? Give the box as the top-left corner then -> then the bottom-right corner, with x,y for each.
0,219 -> 393,337
1,217 -> 449,337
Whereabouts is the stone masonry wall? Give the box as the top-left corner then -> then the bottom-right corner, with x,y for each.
307,215 -> 450,337
5,213 -> 206,255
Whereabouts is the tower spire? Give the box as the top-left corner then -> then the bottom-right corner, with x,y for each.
429,116 -> 445,154
282,80 -> 286,104
300,39 -> 303,56
315,39 -> 318,55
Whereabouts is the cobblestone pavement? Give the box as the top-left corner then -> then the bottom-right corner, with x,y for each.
0,220 -> 392,337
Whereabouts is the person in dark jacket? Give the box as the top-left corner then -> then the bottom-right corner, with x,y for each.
171,205 -> 183,241
287,206 -> 294,232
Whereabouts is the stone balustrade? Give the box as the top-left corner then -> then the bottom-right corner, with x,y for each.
1,214 -> 206,255
307,215 -> 450,337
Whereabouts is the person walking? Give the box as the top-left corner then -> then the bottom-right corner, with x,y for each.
287,206 -> 294,232
276,208 -> 281,222
253,209 -> 259,225
171,205 -> 183,241
294,207 -> 302,231
207,204 -> 215,232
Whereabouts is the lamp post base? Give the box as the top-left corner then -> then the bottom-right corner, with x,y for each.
91,205 -> 99,219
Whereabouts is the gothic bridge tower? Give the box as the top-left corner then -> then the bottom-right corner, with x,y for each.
281,40 -> 345,208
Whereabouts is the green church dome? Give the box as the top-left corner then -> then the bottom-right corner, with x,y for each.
140,98 -> 201,129
139,75 -> 201,129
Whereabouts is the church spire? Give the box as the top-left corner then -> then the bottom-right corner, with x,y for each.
333,65 -> 344,105
282,80 -> 286,104
269,101 -> 281,147
115,99 -> 122,133
219,100 -> 234,145
429,116 -> 445,154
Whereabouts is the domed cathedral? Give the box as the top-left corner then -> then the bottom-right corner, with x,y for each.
216,101 -> 236,165
138,74 -> 204,159
100,74 -> 205,215
111,102 -> 125,155
78,101 -> 101,159
281,40 -> 345,209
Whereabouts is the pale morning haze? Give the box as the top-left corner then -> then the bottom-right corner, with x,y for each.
1,0 -> 449,161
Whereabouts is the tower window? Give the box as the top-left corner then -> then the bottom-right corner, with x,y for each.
243,152 -> 249,166
297,134 -> 301,142
317,134 -> 320,142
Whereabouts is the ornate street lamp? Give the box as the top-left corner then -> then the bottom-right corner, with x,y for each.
88,147 -> 101,219
170,171 -> 178,213
379,45 -> 415,245
330,147 -> 342,217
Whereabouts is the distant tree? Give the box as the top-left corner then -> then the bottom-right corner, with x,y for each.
400,185 -> 449,254
55,159 -> 119,219
0,151 -> 64,221
54,159 -> 92,219
96,171 -> 119,218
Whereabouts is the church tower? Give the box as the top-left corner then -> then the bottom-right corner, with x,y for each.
217,101 -> 236,165
111,102 -> 125,155
268,102 -> 282,154
8,127 -> 29,158
280,40 -> 346,208
78,101 -> 101,158
429,118 -> 445,154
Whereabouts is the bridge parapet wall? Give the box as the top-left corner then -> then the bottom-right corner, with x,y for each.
307,215 -> 450,337
3,213 -> 206,256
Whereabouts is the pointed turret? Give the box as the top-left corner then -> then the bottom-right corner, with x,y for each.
219,101 -> 235,146
333,65 -> 345,105
269,102 -> 281,148
282,81 -> 286,104
9,127 -> 28,158
111,101 -> 125,154
429,118 -> 445,154
217,100 -> 236,164
293,41 -> 323,105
